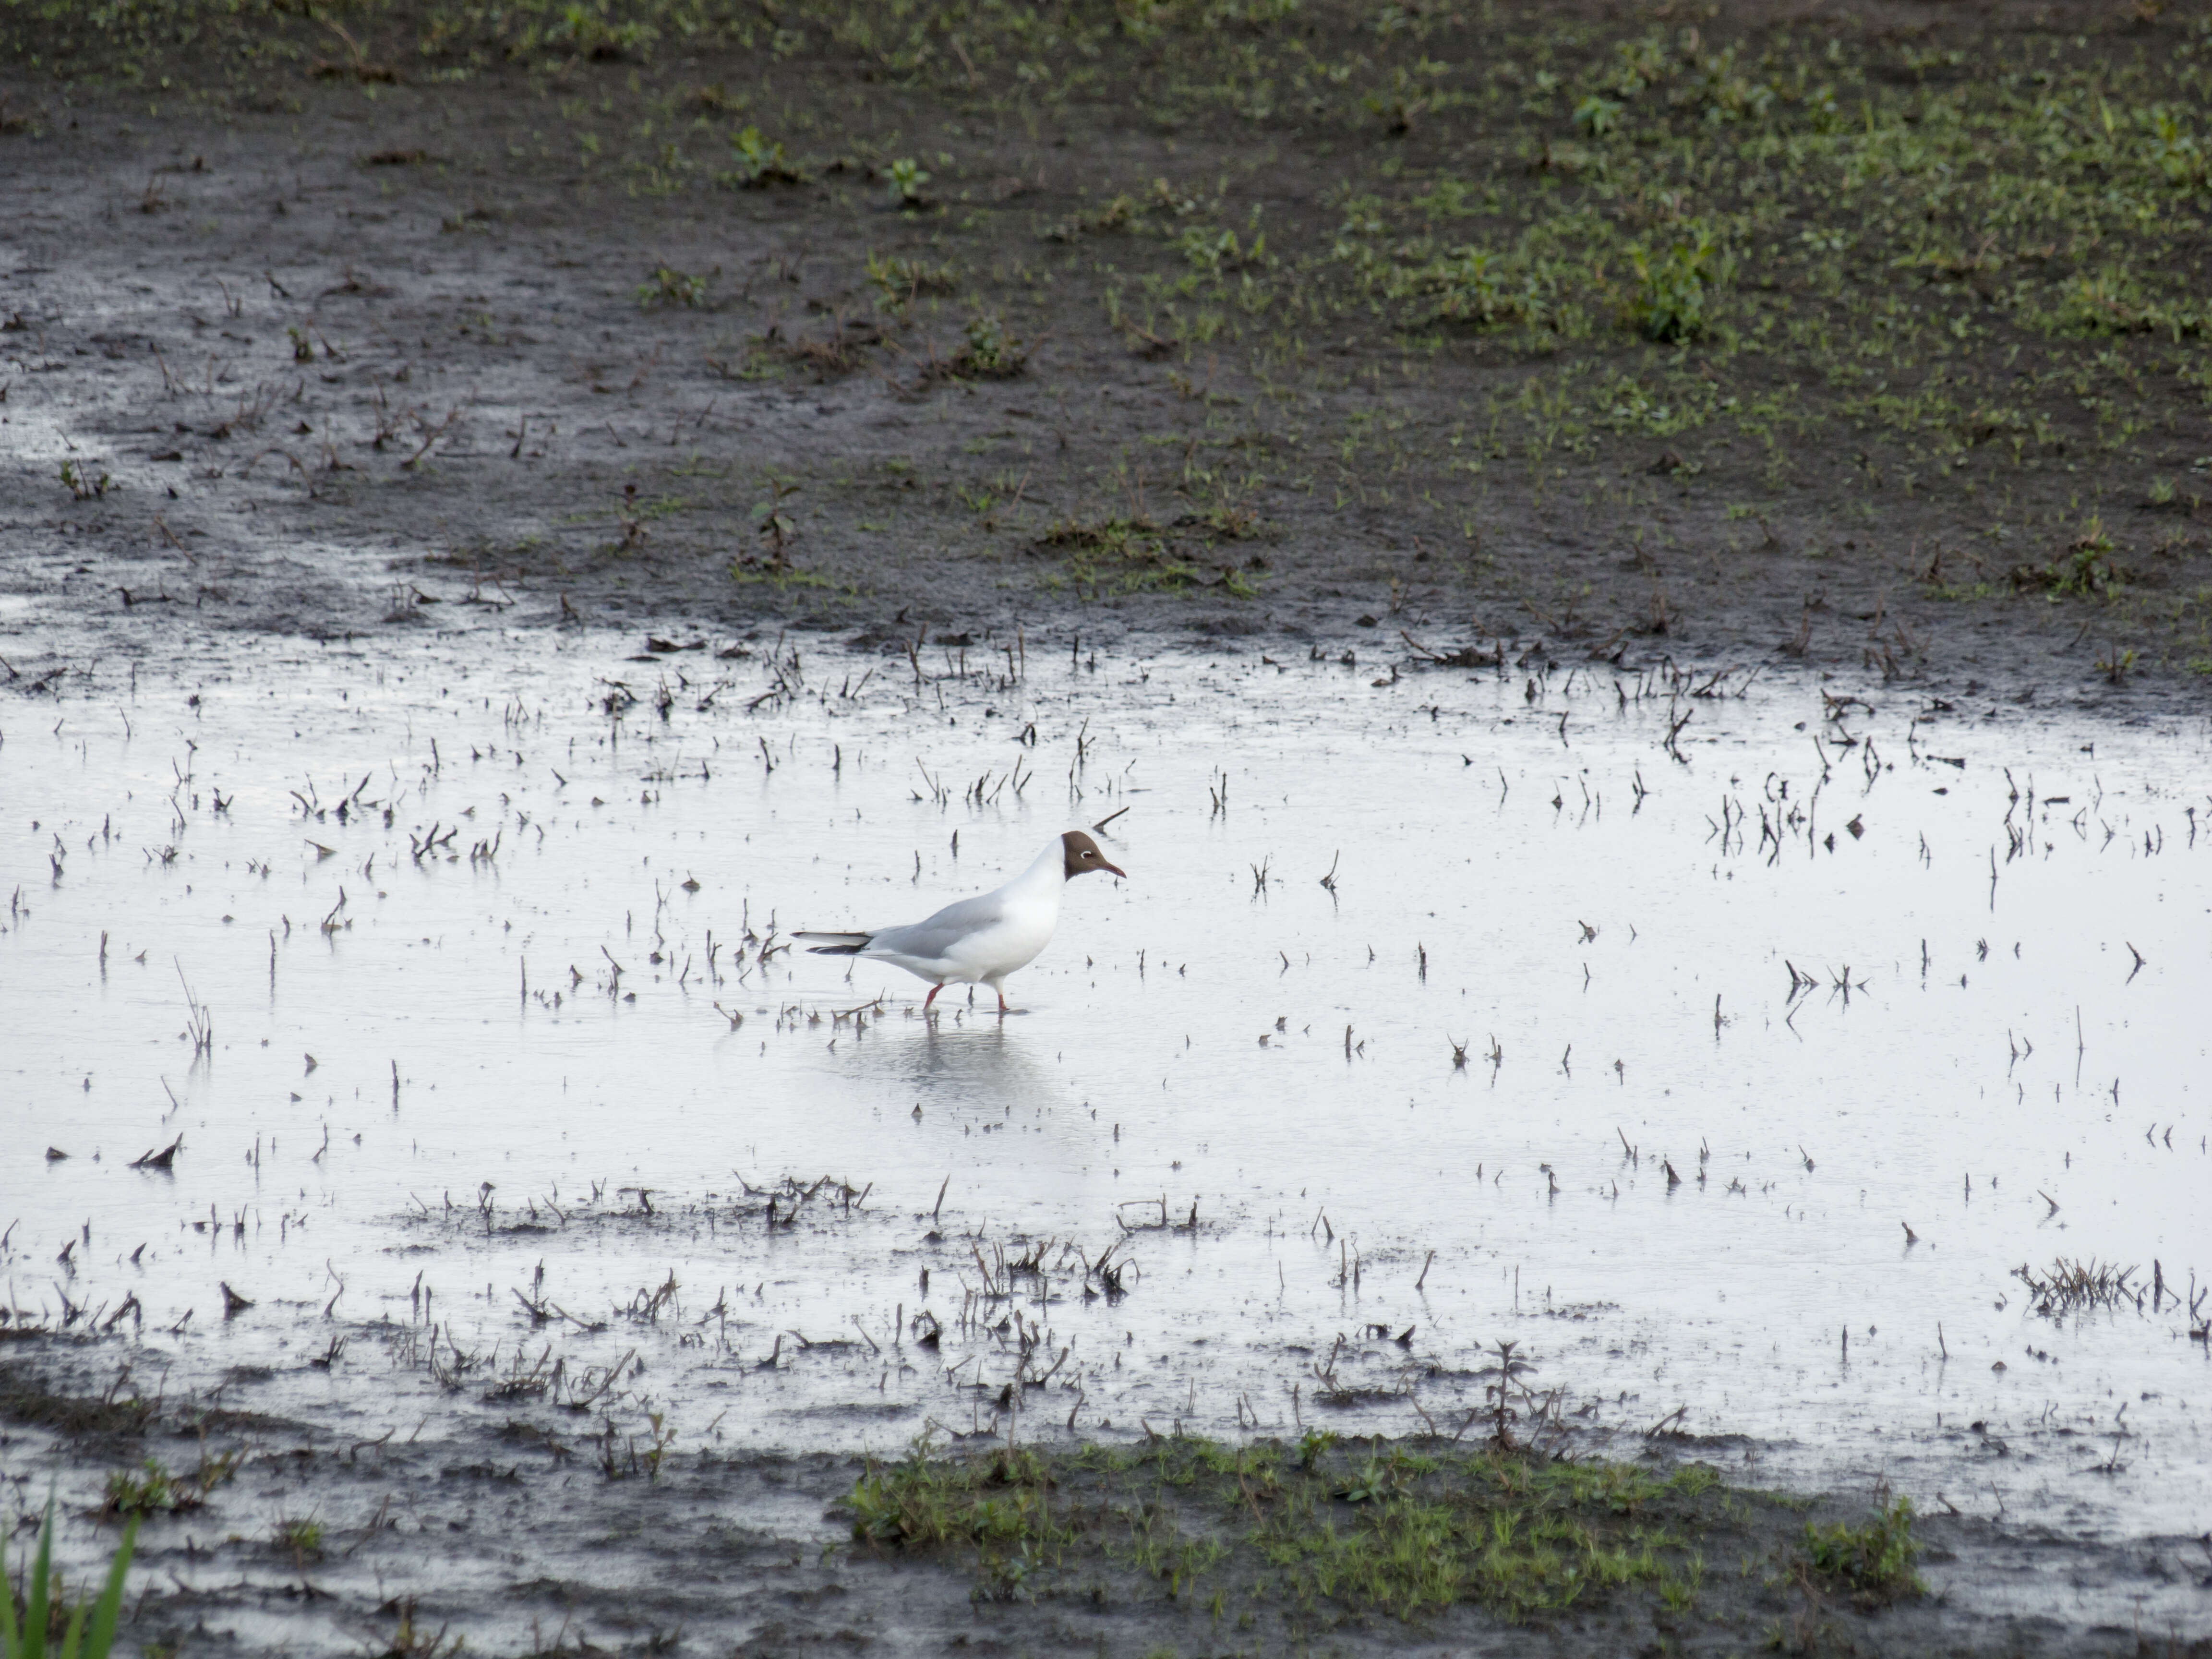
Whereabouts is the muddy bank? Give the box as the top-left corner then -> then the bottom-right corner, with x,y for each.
4,1350 -> 2208,1658
2,0 -> 2211,711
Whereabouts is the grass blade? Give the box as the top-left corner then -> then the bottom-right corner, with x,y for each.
79,1519 -> 137,1659
0,1513 -> 18,1657
24,1496 -> 56,1659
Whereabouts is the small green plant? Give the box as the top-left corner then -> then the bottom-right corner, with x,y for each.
1295,1428 -> 1338,1468
1432,248 -> 1534,328
747,476 -> 800,569
99,1463 -> 180,1518
551,5 -> 656,61
638,1410 -> 676,1481
368,1597 -> 462,1659
1573,94 -> 1623,136
2,1497 -> 138,1659
1803,1496 -> 1923,1603
1334,1457 -> 1397,1503
2017,518 -> 2122,599
885,157 -> 929,207
2044,267 -> 2177,336
1114,0 -> 1172,45
1670,1464 -> 1722,1499
1089,193 -> 1138,232
1657,1556 -> 1703,1613
726,125 -> 803,188
636,265 -> 707,308
2147,476 -> 2176,505
952,314 -> 1026,377
57,460 -> 110,501
1175,225 -> 1266,276
2147,108 -> 2207,189
1628,229 -> 1726,343
270,1516 -> 324,1559
865,251 -> 954,311
1472,1338 -> 1541,1446
286,324 -> 314,362
100,1453 -> 238,1518
1178,226 -> 1232,272
1361,65 -> 1436,133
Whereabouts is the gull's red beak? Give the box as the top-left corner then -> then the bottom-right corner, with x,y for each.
1101,858 -> 1127,879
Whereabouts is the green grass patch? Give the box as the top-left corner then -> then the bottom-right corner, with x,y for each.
270,1515 -> 325,1559
841,1433 -> 1816,1634
1803,1496 -> 1924,1605
99,1452 -> 240,1518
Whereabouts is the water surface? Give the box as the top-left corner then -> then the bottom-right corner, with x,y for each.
3,633 -> 2206,1619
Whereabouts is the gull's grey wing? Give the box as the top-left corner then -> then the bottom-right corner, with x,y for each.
866,890 -> 1007,961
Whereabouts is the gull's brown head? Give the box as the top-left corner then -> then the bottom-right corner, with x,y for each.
1061,830 -> 1126,881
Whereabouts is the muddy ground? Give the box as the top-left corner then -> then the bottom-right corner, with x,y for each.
5,1349 -> 2210,1659
2,0 -> 2210,709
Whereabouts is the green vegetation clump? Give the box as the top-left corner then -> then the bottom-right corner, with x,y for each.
845,1433 -> 1722,1626
865,253 -> 956,312
885,157 -> 929,208
2014,519 -> 2125,599
270,1516 -> 325,1559
1627,230 -> 1729,344
725,124 -> 803,188
99,1453 -> 240,1518
1037,515 -> 1202,596
952,314 -> 1026,378
636,265 -> 708,309
848,1444 -> 1059,1549
1803,1496 -> 1924,1604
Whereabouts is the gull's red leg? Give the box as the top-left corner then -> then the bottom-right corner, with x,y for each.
995,988 -> 1012,1015
923,984 -> 943,1012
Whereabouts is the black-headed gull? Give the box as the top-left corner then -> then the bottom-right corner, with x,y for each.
798,831 -> 1126,1013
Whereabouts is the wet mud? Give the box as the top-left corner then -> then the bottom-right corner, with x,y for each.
5,1347 -> 2209,1659
2,1 -> 2211,709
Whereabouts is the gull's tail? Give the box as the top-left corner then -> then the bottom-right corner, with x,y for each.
796,930 -> 872,956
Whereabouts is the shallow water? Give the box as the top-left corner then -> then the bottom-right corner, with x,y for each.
3,631 -> 2208,1597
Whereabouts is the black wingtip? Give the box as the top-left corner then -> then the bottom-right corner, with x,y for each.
806,942 -> 867,956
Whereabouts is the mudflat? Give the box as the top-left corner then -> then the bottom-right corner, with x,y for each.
1,0 -> 2208,707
